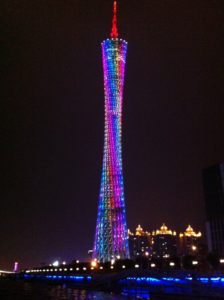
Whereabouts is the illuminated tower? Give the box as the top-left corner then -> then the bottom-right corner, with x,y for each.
93,1 -> 130,262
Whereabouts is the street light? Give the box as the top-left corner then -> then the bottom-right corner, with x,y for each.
91,260 -> 97,268
52,261 -> 59,267
150,263 -> 156,268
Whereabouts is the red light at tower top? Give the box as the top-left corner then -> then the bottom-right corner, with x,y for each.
111,1 -> 118,38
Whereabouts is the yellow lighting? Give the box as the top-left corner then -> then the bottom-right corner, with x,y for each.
180,225 -> 202,238
91,260 -> 97,268
154,223 -> 174,235
128,229 -> 134,236
136,224 -> 145,236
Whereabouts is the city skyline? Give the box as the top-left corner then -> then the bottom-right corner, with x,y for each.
2,0 -> 224,269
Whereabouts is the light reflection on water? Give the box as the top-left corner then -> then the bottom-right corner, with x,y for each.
48,285 -> 126,300
0,280 -> 128,300
2,279 -> 224,300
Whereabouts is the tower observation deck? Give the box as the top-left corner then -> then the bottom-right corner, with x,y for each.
93,1 -> 130,262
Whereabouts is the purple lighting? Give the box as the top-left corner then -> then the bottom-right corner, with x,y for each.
93,2 -> 130,262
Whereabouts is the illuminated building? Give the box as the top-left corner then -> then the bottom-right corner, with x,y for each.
151,224 -> 177,259
179,225 -> 202,255
93,1 -> 130,262
128,225 -> 151,259
202,162 -> 224,256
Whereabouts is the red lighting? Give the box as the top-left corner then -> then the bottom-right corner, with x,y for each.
111,1 -> 118,38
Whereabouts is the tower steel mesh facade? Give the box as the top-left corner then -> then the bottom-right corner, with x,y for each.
93,1 -> 130,262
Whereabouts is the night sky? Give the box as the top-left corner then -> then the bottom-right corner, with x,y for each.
2,0 -> 224,270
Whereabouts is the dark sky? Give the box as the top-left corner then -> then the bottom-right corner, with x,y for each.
1,0 -> 224,270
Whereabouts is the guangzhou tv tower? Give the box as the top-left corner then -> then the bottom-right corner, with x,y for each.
93,1 -> 130,263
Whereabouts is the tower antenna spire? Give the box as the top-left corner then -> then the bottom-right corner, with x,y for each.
111,1 -> 118,38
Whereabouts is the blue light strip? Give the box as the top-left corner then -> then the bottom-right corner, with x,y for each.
125,276 -> 224,286
23,274 -> 92,282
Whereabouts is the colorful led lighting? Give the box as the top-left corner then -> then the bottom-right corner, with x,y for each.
93,2 -> 130,262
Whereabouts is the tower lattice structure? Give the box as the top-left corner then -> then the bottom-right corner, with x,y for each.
93,1 -> 130,262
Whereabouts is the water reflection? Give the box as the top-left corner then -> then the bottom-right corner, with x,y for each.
4,279 -> 220,300
48,286 -> 126,299
0,280 -> 127,300
122,287 -> 150,299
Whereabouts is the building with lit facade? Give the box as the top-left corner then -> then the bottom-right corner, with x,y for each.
128,225 -> 151,259
179,225 -> 202,256
93,1 -> 130,263
151,224 -> 177,259
202,162 -> 224,256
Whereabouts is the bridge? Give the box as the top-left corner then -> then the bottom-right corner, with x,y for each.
0,270 -> 14,275
18,268 -> 224,299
